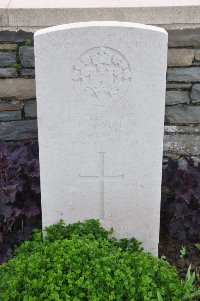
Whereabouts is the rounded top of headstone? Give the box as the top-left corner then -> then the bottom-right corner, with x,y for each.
34,21 -> 168,37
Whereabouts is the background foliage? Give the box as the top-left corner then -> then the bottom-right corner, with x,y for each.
161,157 -> 200,241
0,141 -> 41,263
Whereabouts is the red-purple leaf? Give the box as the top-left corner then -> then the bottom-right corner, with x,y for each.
0,141 -> 41,263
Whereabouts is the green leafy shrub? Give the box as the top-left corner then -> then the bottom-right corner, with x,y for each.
0,220 -> 198,301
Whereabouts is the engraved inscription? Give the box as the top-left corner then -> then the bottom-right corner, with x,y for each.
76,110 -> 138,145
72,47 -> 131,103
79,152 -> 124,219
127,30 -> 163,50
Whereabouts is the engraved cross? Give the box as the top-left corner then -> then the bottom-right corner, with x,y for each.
79,152 -> 124,220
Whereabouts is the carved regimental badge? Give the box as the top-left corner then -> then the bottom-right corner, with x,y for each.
72,47 -> 131,104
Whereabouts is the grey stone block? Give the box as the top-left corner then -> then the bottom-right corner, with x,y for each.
0,78 -> 35,100
195,50 -> 200,61
19,46 -> 34,68
0,9 -> 8,27
21,68 -> 35,77
0,68 -> 17,78
167,49 -> 194,67
0,101 -> 23,112
165,125 -> 200,134
168,28 -> 200,47
0,31 -> 33,43
24,100 -> 37,118
164,134 -> 200,156
0,110 -> 21,121
166,83 -> 191,90
0,119 -> 38,141
190,84 -> 200,103
167,67 -> 200,82
0,52 -> 16,67
165,91 -> 190,105
192,61 -> 200,66
165,105 -> 200,124
0,44 -> 18,51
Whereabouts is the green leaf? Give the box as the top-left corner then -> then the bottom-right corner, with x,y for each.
157,291 -> 164,301
195,244 -> 200,251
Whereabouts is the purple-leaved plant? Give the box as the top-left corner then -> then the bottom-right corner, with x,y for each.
161,157 -> 200,241
0,141 -> 41,263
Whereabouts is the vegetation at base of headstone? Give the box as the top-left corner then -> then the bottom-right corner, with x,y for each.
0,220 -> 199,301
161,157 -> 200,241
0,141 -> 41,264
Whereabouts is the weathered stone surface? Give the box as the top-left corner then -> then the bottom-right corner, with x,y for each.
165,125 -> 200,134
0,78 -> 36,99
165,91 -> 190,105
0,30 -> 33,43
19,46 -> 34,67
168,28 -> 200,47
0,101 -> 22,112
21,68 -> 35,77
6,3 -> 200,28
163,154 -> 200,162
0,110 -> 21,121
24,100 -> 37,117
0,67 -> 17,78
167,67 -> 200,82
190,84 -> 200,103
164,134 -> 200,156
0,43 -> 18,50
165,105 -> 200,124
35,22 -> 168,256
167,49 -> 194,67
195,50 -> 200,61
0,8 -> 8,27
0,52 -> 16,67
0,119 -> 38,141
166,83 -> 191,89
192,61 -> 200,66
166,83 -> 191,90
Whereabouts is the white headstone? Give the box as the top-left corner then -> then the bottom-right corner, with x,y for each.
34,22 -> 168,256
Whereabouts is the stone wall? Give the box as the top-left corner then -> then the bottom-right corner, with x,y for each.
0,28 -> 200,159
165,28 -> 200,159
0,30 -> 37,141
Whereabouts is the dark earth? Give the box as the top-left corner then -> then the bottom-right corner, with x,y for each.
159,239 -> 200,297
